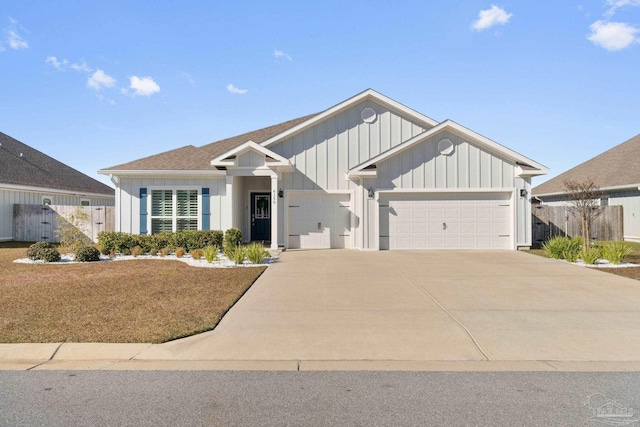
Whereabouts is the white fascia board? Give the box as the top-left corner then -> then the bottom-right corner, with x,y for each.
347,170 -> 377,179
0,183 -> 114,198
260,89 -> 439,148
211,140 -> 291,167
98,169 -> 226,177
349,120 -> 548,176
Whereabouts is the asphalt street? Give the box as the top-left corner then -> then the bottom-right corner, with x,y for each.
1,371 -> 639,426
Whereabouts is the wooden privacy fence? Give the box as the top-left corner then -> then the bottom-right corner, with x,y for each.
532,205 -> 623,245
13,204 -> 114,243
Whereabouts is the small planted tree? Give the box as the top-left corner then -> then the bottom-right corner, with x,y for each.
563,178 -> 603,249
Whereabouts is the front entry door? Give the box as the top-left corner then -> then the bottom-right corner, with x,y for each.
251,192 -> 271,242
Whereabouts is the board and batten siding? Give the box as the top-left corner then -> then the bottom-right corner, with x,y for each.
0,188 -> 114,241
116,177 -> 227,234
360,131 -> 532,249
270,100 -> 429,192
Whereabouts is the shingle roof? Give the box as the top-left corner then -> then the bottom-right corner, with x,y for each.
533,133 -> 640,195
102,113 -> 318,172
0,131 -> 114,196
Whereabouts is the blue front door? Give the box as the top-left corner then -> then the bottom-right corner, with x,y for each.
251,192 -> 271,242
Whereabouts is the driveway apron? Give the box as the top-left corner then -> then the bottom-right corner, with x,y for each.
136,250 -> 640,362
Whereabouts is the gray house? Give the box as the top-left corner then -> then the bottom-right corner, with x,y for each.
0,131 -> 115,241
99,89 -> 547,250
533,133 -> 640,242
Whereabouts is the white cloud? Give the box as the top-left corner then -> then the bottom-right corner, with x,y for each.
45,56 -> 67,70
274,49 -> 292,61
471,5 -> 513,31
587,20 -> 639,50
604,0 -> 640,18
226,83 -> 248,94
71,61 -> 92,73
3,18 -> 28,50
128,76 -> 160,96
87,69 -> 116,90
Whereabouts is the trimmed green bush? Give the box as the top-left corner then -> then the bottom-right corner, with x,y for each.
26,241 -> 61,262
224,228 -> 243,250
601,241 -> 632,264
98,230 -> 225,255
74,246 -> 101,262
246,242 -> 269,264
98,231 -> 137,255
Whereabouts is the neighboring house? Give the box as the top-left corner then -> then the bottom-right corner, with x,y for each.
533,133 -> 640,242
99,89 -> 547,250
0,131 -> 115,241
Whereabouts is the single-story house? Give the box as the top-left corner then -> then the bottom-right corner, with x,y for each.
99,89 -> 547,250
533,133 -> 640,242
0,131 -> 115,241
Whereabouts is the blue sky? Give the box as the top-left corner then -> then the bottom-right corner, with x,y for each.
1,1 -> 639,188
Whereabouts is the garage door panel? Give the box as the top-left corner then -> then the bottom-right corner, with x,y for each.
380,193 -> 511,250
288,193 -> 351,249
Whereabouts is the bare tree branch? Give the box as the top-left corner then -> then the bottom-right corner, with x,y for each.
563,178 -> 604,248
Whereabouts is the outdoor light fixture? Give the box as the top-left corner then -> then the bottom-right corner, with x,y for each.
520,189 -> 528,198
278,188 -> 283,198
368,187 -> 375,199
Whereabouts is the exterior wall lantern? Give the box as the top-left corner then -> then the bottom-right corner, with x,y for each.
368,187 -> 375,199
520,189 -> 528,198
278,188 -> 284,198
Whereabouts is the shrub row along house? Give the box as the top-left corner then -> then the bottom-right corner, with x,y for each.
99,89 -> 547,250
0,132 -> 115,242
533,133 -> 640,242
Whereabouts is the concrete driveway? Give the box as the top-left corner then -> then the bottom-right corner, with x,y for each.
137,250 -> 640,364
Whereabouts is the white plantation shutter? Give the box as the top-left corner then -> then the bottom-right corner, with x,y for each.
151,190 -> 173,216
177,190 -> 198,217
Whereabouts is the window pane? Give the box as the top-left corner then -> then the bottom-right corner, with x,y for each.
152,218 -> 173,234
152,190 -> 173,216
177,190 -> 198,217
177,218 -> 198,231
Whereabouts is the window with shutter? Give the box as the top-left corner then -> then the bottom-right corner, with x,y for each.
149,189 -> 200,233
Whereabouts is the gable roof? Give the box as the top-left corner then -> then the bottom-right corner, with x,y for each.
260,88 -> 439,148
348,119 -> 548,178
533,133 -> 640,196
0,131 -> 114,197
211,140 -> 292,169
100,113 -> 317,173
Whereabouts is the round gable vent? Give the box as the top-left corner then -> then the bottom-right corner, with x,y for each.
438,138 -> 454,155
361,107 -> 377,123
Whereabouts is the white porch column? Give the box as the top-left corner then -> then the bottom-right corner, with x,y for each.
270,175 -> 279,249
224,175 -> 234,230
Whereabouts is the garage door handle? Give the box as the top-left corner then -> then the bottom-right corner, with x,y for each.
318,222 -> 321,230
443,222 -> 447,230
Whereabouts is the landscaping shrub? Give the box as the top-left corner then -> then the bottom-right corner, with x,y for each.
175,247 -> 186,258
203,245 -> 218,263
224,228 -> 243,251
601,241 -> 632,264
74,246 -> 101,262
26,241 -> 61,263
159,247 -> 171,257
246,242 -> 269,264
190,248 -> 203,260
98,230 -> 225,256
579,246 -> 600,265
232,245 -> 246,265
543,236 -> 582,261
131,246 -> 144,257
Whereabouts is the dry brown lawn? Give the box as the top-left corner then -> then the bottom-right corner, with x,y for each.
0,242 -> 266,343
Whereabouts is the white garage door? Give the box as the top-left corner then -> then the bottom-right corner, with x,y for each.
379,193 -> 511,250
288,193 -> 351,249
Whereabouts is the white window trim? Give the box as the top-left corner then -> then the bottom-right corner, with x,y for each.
147,186 -> 202,233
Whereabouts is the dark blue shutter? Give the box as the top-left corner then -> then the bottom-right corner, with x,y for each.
201,188 -> 210,230
140,188 -> 148,235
